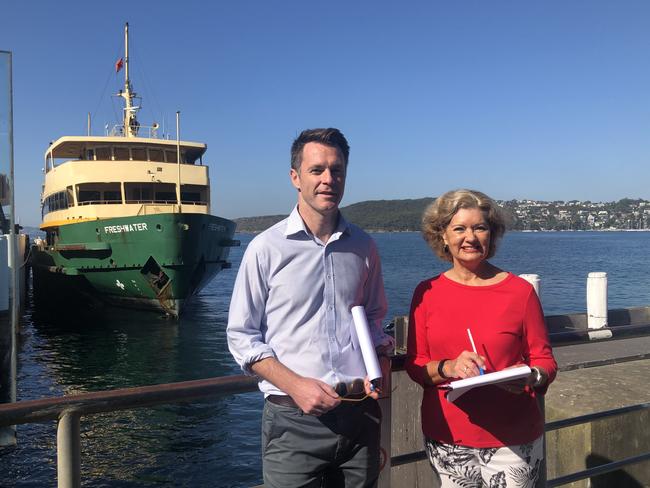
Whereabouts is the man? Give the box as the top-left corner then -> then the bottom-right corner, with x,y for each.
227,128 -> 393,487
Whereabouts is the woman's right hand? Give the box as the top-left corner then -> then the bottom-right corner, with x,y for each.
447,351 -> 486,379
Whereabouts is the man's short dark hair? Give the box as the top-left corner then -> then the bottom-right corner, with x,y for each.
290,128 -> 350,171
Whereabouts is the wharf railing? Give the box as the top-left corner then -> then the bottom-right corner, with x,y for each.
1,358 -> 649,487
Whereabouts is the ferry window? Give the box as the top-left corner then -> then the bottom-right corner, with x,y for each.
149,149 -> 164,162
95,147 -> 111,160
165,150 -> 177,163
42,190 -> 72,216
155,192 -> 176,202
132,148 -> 147,161
104,191 -> 122,202
86,149 -> 95,160
125,183 -> 154,202
77,183 -> 122,205
154,183 -> 177,203
79,190 -> 101,203
114,147 -> 130,161
181,185 -> 207,204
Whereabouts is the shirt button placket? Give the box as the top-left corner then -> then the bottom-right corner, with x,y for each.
324,248 -> 337,368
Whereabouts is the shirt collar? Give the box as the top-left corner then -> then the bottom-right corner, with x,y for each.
284,205 -> 351,239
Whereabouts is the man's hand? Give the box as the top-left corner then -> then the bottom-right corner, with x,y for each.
364,355 -> 391,400
286,377 -> 341,415
251,357 -> 341,415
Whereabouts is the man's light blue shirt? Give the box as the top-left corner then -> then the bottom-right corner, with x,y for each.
227,206 -> 392,396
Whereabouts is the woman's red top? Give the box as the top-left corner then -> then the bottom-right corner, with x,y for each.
405,272 -> 557,447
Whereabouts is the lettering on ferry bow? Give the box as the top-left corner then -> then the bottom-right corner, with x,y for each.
104,223 -> 149,234
208,223 -> 226,232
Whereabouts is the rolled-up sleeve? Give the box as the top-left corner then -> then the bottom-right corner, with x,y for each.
364,240 -> 393,350
226,239 -> 274,374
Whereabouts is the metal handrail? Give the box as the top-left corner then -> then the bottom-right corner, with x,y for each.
547,452 -> 650,487
546,402 -> 650,432
0,375 -> 258,426
2,362 -> 649,486
0,375 -> 260,488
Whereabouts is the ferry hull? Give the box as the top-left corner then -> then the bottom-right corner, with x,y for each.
31,213 -> 237,317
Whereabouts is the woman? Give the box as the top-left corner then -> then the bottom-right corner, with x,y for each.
405,189 -> 557,488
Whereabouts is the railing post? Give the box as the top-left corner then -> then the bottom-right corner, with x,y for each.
378,359 -> 392,488
57,411 -> 81,488
537,395 -> 547,488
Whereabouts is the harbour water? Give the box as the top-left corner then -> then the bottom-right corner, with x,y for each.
1,231 -> 650,487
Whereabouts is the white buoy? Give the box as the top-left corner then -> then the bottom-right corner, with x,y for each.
519,274 -> 540,296
586,272 -> 612,340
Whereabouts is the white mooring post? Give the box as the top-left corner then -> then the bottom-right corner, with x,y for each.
586,272 -> 612,340
519,274 -> 540,296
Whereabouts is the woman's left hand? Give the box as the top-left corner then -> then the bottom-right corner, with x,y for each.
496,365 -> 547,394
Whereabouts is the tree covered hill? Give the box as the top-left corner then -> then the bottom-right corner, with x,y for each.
233,198 -> 435,233
233,197 -> 650,233
341,198 -> 434,231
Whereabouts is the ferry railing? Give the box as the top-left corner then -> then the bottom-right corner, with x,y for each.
125,199 -> 208,206
2,361 -> 650,487
76,200 -> 123,206
76,199 -> 208,206
107,123 -> 160,138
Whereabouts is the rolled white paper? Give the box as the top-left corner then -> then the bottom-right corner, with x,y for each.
351,305 -> 382,382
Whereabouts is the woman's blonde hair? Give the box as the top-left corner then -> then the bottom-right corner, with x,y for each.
422,189 -> 507,262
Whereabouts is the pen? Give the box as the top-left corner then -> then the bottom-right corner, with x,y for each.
467,328 -> 484,375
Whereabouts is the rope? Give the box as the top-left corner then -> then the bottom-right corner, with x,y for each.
90,40 -> 124,134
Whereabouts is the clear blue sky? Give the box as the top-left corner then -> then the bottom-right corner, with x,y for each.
2,1 -> 650,226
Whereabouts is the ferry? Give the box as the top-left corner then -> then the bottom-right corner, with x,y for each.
30,23 -> 238,317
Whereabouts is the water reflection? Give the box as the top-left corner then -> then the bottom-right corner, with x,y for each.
3,235 -> 265,487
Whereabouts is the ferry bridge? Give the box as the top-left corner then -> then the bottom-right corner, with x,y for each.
2,306 -> 650,487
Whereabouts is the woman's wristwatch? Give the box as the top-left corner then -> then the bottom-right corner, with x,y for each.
531,367 -> 546,388
437,359 -> 451,380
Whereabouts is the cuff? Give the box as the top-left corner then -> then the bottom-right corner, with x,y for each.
242,350 -> 275,376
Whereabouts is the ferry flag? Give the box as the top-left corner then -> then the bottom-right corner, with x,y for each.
115,58 -> 124,73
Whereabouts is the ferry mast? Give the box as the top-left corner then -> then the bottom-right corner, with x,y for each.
119,22 -> 139,138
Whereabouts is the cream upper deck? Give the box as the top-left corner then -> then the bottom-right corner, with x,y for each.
45,135 -> 207,165
40,135 -> 213,229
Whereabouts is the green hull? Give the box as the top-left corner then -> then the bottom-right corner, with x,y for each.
31,213 -> 238,316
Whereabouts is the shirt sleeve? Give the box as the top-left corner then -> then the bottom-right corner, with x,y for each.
363,239 -> 393,350
405,281 -> 431,386
522,287 -> 558,394
226,239 -> 275,374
